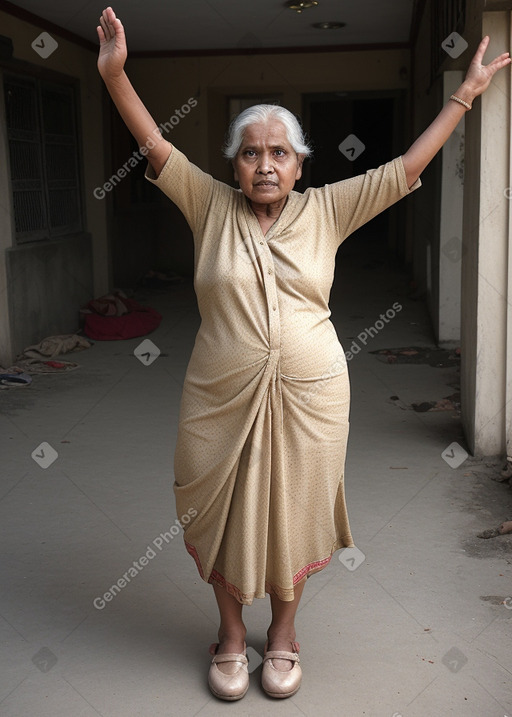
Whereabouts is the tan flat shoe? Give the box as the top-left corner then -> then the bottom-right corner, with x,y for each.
208,644 -> 249,701
261,641 -> 302,699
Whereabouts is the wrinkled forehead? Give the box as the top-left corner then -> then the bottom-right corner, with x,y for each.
240,120 -> 292,149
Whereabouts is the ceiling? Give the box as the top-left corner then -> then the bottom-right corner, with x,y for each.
5,0 -> 416,53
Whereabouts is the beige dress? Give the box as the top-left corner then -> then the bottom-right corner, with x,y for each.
146,147 -> 421,605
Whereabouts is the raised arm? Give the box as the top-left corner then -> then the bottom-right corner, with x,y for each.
97,6 -> 172,176
402,36 -> 511,188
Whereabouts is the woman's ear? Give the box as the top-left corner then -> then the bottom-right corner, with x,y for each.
232,160 -> 239,183
295,155 -> 304,181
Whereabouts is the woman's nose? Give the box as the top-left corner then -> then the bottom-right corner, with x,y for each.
257,155 -> 274,173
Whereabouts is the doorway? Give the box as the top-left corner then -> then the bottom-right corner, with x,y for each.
301,91 -> 407,262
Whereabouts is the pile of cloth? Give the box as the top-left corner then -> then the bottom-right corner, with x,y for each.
80,290 -> 161,340
1,334 -> 92,388
1,292 -> 161,389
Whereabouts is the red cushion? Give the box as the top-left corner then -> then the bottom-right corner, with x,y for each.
83,305 -> 162,340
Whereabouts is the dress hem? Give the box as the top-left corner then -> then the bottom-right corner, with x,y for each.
184,536 -> 354,605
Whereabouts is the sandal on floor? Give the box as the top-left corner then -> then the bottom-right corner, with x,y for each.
261,640 -> 302,699
208,642 -> 249,701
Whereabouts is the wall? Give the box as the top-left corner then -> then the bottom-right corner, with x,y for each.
461,8 -> 510,455
6,234 -> 92,352
0,9 -> 108,365
438,70 -> 465,346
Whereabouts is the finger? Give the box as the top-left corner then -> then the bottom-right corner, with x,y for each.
96,25 -> 105,43
104,8 -> 123,36
102,13 -> 121,42
487,51 -> 510,63
99,15 -> 112,41
473,35 -> 490,64
98,15 -> 107,37
106,6 -> 119,26
488,54 -> 511,72
101,7 -> 115,33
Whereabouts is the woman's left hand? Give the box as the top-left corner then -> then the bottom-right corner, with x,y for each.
463,35 -> 511,97
402,35 -> 510,187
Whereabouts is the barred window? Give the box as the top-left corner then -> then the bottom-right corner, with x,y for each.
3,73 -> 82,242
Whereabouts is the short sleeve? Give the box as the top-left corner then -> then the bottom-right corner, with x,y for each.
325,156 -> 421,245
144,146 -> 215,235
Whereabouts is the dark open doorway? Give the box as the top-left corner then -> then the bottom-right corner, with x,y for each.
300,91 -> 408,264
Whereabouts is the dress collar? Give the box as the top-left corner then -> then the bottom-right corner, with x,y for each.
240,190 -> 300,241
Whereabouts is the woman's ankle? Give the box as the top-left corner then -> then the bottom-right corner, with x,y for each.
217,624 -> 246,650
266,625 -> 297,646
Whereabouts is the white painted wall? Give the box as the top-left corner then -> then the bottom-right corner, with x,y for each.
461,10 -> 510,456
506,14 -> 512,464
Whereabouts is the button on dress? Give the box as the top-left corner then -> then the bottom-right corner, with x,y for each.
146,147 -> 421,605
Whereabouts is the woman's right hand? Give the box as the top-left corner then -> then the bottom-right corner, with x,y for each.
97,6 -> 127,79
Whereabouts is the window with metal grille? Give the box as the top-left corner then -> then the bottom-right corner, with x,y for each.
3,73 -> 82,242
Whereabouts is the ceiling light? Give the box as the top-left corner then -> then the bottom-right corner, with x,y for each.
312,21 -> 346,29
285,1 -> 319,13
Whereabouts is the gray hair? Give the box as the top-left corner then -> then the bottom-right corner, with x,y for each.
223,104 -> 312,160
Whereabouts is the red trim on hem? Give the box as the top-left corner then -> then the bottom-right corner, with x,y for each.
185,541 -> 205,579
184,540 -> 339,603
293,555 -> 332,584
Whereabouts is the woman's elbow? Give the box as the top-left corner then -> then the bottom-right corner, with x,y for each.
402,155 -> 421,189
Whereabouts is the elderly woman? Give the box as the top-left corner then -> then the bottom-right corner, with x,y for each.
97,7 -> 509,701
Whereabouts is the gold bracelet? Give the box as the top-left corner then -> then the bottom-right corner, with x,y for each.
450,94 -> 472,110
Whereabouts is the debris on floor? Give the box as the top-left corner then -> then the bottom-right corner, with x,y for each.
388,395 -> 407,409
371,346 -> 460,368
411,392 -> 461,413
14,359 -> 81,374
496,459 -> 512,482
5,333 -> 93,380
0,367 -> 32,389
477,521 -> 512,539
388,393 -> 461,413
21,333 -> 91,359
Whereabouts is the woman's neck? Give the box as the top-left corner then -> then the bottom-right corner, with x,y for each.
249,196 -> 288,220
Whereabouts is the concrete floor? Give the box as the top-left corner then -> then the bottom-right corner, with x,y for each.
1,236 -> 511,717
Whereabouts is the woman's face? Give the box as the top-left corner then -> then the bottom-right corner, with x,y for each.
232,120 -> 303,205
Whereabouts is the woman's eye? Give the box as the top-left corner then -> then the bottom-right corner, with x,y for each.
244,150 -> 256,157
274,149 -> 285,156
